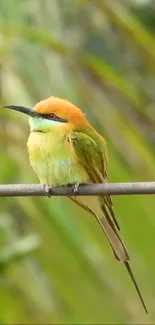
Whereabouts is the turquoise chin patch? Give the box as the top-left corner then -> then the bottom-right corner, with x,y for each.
29,117 -> 61,130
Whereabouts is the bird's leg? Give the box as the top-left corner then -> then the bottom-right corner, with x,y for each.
42,184 -> 51,198
72,183 -> 80,195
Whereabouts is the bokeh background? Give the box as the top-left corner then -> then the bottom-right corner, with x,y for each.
0,0 -> 155,323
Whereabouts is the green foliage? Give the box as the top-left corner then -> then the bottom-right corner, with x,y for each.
0,0 -> 155,323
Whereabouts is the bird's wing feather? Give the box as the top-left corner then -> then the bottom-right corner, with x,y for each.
70,131 -> 121,231
70,131 -> 129,262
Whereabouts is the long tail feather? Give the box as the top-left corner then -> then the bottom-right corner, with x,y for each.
94,214 -> 147,313
102,197 -> 120,231
71,195 -> 147,313
95,214 -> 129,261
124,261 -> 147,314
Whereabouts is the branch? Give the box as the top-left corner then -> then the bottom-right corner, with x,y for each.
0,182 -> 155,197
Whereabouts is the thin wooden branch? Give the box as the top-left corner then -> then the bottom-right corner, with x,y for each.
0,182 -> 155,197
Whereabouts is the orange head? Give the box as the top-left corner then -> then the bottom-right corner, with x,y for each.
2,96 -> 89,132
33,96 -> 87,127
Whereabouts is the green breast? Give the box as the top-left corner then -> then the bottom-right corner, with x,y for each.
27,130 -> 89,186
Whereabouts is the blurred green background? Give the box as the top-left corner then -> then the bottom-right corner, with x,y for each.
0,0 -> 155,323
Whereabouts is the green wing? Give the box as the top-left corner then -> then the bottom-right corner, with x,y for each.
70,131 -> 120,231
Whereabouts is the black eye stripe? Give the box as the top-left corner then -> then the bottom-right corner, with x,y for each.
40,113 -> 68,123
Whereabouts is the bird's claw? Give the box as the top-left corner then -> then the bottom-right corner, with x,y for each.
42,184 -> 51,198
72,184 -> 79,195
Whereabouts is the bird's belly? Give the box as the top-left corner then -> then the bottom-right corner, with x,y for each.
27,132 -> 89,186
31,159 -> 89,186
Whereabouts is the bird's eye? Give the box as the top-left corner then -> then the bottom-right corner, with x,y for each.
50,113 -> 55,119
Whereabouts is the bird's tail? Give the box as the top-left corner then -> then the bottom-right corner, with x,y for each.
95,214 -> 147,314
95,213 -> 129,261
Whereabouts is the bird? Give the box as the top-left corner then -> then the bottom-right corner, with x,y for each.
2,96 -> 147,313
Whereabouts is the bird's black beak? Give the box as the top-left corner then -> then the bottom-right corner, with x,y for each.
1,105 -> 39,118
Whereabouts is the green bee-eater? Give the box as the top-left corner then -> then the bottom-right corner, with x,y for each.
3,97 -> 147,313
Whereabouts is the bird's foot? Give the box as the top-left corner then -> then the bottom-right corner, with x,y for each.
72,183 -> 79,195
42,184 -> 51,198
